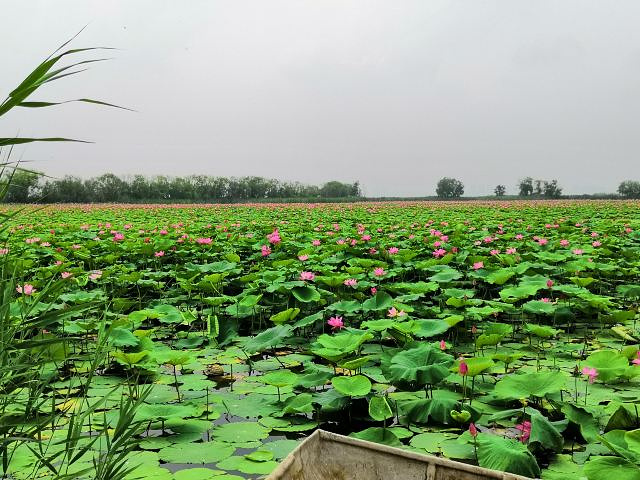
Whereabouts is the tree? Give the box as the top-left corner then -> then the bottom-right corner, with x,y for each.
91,173 -> 127,202
435,177 -> 464,199
543,180 -> 562,198
518,177 -> 534,196
320,181 -> 358,198
39,175 -> 88,203
494,185 -> 506,197
618,180 -> 640,199
1,169 -> 40,203
534,179 -> 544,195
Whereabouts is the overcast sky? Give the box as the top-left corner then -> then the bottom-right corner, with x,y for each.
2,1 -> 640,196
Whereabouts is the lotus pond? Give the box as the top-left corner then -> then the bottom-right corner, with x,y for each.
3,200 -> 640,480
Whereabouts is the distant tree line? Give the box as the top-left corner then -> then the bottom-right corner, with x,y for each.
515,177 -> 562,198
436,176 -> 640,200
0,171 -> 362,203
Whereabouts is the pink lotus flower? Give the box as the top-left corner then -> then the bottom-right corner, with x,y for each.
433,241 -> 442,248
0,248 -> 9,255
541,297 -> 551,303
515,234 -> 524,240
506,247 -> 517,254
154,251 -> 165,257
72,244 -> 81,250
458,359 -> 469,376
440,235 -> 449,242
261,245 -> 271,256
196,237 -> 212,245
547,279 -> 554,288
327,316 -> 344,330
439,340 -> 447,351
490,249 -> 500,256
89,270 -> 102,281
572,249 -> 583,255
469,423 -> 478,437
361,234 -> 371,241
373,267 -> 386,277
432,248 -> 447,258
387,306 -> 406,318
267,229 -> 281,244
300,271 -> 315,281
112,233 -> 124,242
344,278 -> 357,287
159,229 -> 168,235
560,239 -> 570,247
16,284 -> 35,295
515,421 -> 531,443
537,238 -> 548,246
388,247 -> 399,255
592,241 -> 601,247
591,232 -> 599,237
473,261 -> 483,270
61,272 -> 72,279
582,367 -> 598,383
632,351 -> 640,366
312,239 -> 321,246
371,287 -> 377,295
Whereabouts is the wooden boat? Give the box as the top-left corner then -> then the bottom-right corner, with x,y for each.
266,429 -> 534,480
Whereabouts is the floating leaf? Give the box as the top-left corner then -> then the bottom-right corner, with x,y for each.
332,375 -> 372,397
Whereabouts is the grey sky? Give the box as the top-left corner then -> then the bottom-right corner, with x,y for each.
2,1 -> 640,196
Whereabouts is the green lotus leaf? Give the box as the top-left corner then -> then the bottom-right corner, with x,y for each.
332,375 -> 372,397
279,393 -> 314,416
258,369 -> 298,388
158,442 -> 235,463
349,427 -> 401,447
216,456 -> 278,475
290,286 -> 321,303
260,439 -> 299,460
107,327 -> 140,347
410,432 -> 454,453
243,325 -> 292,353
584,350 -> 628,382
525,324 -> 561,338
453,357 -> 494,377
362,292 -> 394,311
494,371 -> 566,399
368,396 -> 393,422
382,344 -> 454,388
269,307 -> 300,324
476,433 -> 541,478
213,422 -> 270,444
529,411 -> 564,452
583,456 -> 640,480
173,468 -> 227,480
